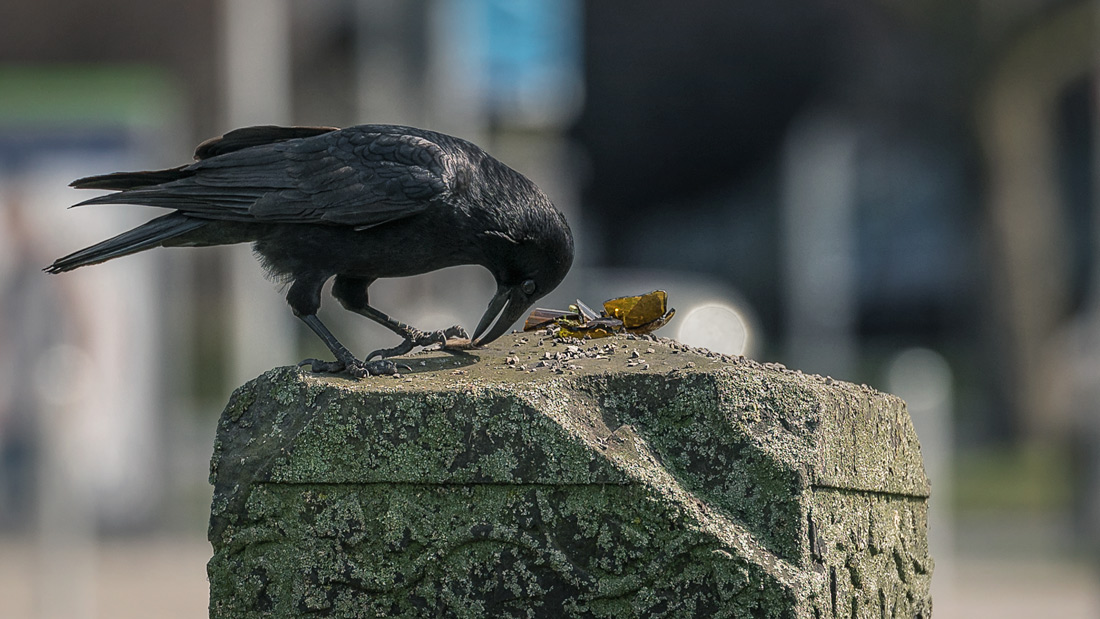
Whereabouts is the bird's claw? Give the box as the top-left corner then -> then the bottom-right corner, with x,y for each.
360,359 -> 412,376
440,325 -> 474,350
299,358 -> 347,374
442,325 -> 469,340
365,325 -> 471,360
298,358 -> 410,378
364,340 -> 415,362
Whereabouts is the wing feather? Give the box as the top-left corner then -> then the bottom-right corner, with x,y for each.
73,125 -> 462,229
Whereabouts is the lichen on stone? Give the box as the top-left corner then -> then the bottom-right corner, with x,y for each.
208,333 -> 931,618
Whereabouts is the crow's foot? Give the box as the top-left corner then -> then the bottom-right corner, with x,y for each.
439,325 -> 473,350
365,325 -> 470,361
298,358 -> 410,378
360,359 -> 412,376
440,325 -> 474,350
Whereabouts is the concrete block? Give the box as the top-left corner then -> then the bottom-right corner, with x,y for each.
208,334 -> 931,617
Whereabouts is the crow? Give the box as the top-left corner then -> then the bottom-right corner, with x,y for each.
46,124 -> 574,376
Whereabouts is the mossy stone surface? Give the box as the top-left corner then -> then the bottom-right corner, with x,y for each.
208,333 -> 931,618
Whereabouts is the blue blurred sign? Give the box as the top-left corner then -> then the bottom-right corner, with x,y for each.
449,0 -> 582,125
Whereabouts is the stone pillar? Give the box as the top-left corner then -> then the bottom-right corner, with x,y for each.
208,334 -> 931,617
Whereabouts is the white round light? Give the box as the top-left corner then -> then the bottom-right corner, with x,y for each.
675,303 -> 751,356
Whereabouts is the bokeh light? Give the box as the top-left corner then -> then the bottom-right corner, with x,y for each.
675,302 -> 753,357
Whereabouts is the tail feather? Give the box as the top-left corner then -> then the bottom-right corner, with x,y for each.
70,166 -> 193,191
45,213 -> 206,273
71,186 -> 259,211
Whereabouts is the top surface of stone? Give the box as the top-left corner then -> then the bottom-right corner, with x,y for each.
216,332 -> 929,499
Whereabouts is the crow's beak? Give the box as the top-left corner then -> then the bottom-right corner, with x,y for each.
472,284 -> 530,346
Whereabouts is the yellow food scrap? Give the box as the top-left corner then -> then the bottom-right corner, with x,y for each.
523,290 -> 675,339
604,290 -> 675,334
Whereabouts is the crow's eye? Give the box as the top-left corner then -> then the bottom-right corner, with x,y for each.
521,279 -> 536,295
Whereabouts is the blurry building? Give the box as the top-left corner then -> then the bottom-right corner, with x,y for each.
0,0 -> 1096,553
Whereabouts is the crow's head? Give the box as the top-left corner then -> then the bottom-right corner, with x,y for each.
472,198 -> 574,346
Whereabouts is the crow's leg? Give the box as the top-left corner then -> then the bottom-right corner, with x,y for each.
356,307 -> 469,361
296,315 -> 405,376
332,275 -> 469,361
288,275 -> 404,377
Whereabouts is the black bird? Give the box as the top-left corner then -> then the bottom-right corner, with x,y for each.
46,124 -> 574,376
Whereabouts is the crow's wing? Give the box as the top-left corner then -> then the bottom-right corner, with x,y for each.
73,125 -> 458,230
193,125 -> 339,159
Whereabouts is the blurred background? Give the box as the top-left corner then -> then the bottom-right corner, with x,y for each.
0,0 -> 1098,616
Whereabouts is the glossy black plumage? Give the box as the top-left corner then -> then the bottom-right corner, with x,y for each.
46,124 -> 574,376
